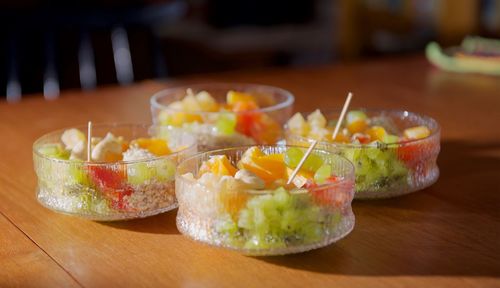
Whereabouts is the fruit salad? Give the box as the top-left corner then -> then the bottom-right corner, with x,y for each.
150,84 -> 294,150
33,124 -> 196,220
286,109 -> 440,199
175,146 -> 355,255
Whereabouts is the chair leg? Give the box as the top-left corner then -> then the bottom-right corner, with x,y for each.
78,31 -> 97,90
111,26 -> 134,85
6,35 -> 22,102
43,31 -> 60,100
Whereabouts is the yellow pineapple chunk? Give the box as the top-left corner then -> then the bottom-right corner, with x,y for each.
307,109 -> 327,128
404,126 -> 431,139
287,112 -> 310,136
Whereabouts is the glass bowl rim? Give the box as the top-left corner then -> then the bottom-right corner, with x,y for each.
285,108 -> 441,148
176,144 -> 355,194
33,123 -> 197,165
150,82 -> 295,115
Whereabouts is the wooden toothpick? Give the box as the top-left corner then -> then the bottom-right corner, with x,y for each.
286,139 -> 318,185
287,92 -> 353,185
332,92 -> 353,140
87,121 -> 92,162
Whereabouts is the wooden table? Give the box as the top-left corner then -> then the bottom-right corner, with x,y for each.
1,55 -> 499,288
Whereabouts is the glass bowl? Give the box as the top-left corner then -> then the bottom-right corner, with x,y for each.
175,145 -> 355,256
33,124 -> 197,221
286,109 -> 440,199
150,83 -> 294,150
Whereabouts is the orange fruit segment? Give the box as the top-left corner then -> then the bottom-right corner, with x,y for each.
365,126 -> 387,141
239,151 -> 286,184
232,101 -> 259,112
227,91 -> 257,106
169,112 -> 203,126
347,119 -> 368,134
253,154 -> 286,178
131,138 -> 171,156
212,156 -> 238,176
332,132 -> 350,143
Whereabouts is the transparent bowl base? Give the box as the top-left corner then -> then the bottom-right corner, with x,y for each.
354,166 -> 439,199
37,187 -> 178,221
176,209 -> 355,256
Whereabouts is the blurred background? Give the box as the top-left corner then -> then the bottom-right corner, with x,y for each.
1,0 -> 499,101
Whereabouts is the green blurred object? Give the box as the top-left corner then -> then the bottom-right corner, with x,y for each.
426,36 -> 500,76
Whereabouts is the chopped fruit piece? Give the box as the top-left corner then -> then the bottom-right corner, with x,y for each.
249,114 -> 281,144
88,165 -> 127,189
168,112 -> 203,126
88,165 -> 132,210
215,113 -> 237,135
61,128 -> 86,150
285,147 -> 325,172
181,94 -> 202,112
286,167 -> 313,188
302,154 -> 324,173
239,148 -> 286,183
209,155 -> 238,177
309,127 -> 330,141
365,126 -> 387,142
131,138 -> 171,156
307,109 -> 327,128
195,91 -> 219,112
332,131 -> 351,143
92,133 -> 123,162
347,119 -> 368,134
346,110 -> 368,125
232,101 -> 259,112
38,143 -> 70,160
383,134 -> 400,144
308,176 -> 347,207
240,153 -> 286,183
314,164 -> 332,184
403,126 -> 431,140
287,112 -> 310,136
252,154 -> 286,178
351,133 -> 371,144
235,111 -> 257,136
241,146 -> 265,161
284,147 -> 304,168
227,90 -> 257,105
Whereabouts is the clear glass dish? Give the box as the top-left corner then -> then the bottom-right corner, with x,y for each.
286,109 -> 440,199
175,145 -> 355,256
33,124 -> 197,221
150,83 -> 294,150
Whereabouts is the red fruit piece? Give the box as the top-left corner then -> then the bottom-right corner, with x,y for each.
249,114 -> 281,144
236,112 -> 260,137
398,140 -> 439,179
306,176 -> 350,207
351,133 -> 371,144
397,141 -> 427,169
88,165 -> 133,211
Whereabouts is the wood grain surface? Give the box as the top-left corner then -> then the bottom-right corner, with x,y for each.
0,55 -> 499,287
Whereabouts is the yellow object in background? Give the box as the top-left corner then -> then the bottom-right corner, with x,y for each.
131,138 -> 171,156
